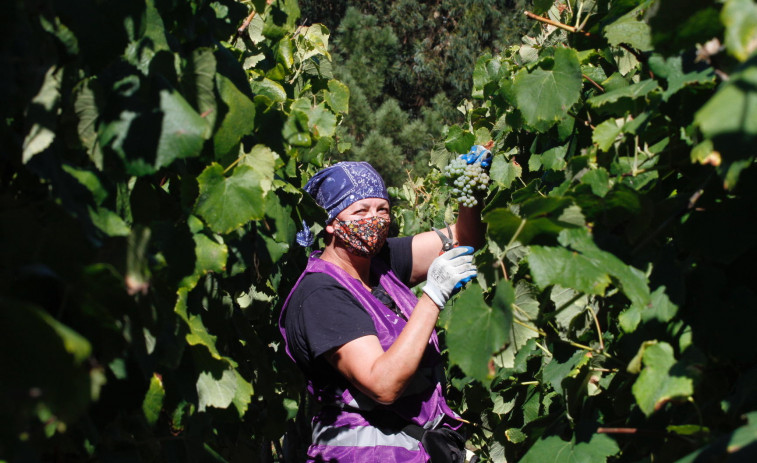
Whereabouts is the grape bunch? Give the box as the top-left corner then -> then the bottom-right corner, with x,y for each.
444,156 -> 490,207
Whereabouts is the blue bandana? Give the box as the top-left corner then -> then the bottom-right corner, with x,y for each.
296,162 -> 389,247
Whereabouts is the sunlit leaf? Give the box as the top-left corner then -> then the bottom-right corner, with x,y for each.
722,0 -> 757,62
513,47 -> 582,131
197,367 -> 237,412
694,55 -> 757,189
603,5 -> 653,52
325,79 -> 350,114
519,433 -> 620,463
446,283 -> 511,383
142,373 -> 165,427
194,163 -> 266,234
22,66 -> 61,163
632,342 -> 694,416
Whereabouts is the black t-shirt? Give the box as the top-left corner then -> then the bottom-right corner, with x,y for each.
283,236 -> 414,389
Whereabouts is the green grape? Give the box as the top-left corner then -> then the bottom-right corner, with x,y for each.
443,156 -> 490,207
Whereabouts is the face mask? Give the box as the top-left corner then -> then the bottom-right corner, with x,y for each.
332,216 -> 390,257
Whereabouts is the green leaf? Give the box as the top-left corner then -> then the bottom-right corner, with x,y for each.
89,207 -> 131,237
587,79 -> 659,108
444,126 -> 475,154
294,100 -> 337,138
446,283 -> 510,383
529,246 -> 612,295
325,79 -> 350,114
484,199 -> 583,247
214,75 -> 256,158
619,286 -> 678,333
580,168 -> 612,197
632,342 -> 694,416
282,110 -> 312,146
593,119 -> 623,152
182,47 -> 218,129
647,54 -> 715,101
558,228 -> 650,305
250,76 -> 287,104
490,155 -> 522,188
240,144 -> 277,195
175,289 -> 225,360
694,55 -> 757,189
520,433 -> 620,463
542,350 -> 590,395
0,301 -> 93,423
155,88 -> 211,169
513,47 -> 582,131
142,373 -> 165,427
603,5 -> 653,52
194,163 -> 266,234
232,371 -> 254,417
674,411 -> 757,463
296,23 -> 331,62
73,77 -> 103,168
275,38 -> 294,70
197,367 -> 237,412
22,66 -> 61,163
722,0 -> 757,62
472,53 -> 501,99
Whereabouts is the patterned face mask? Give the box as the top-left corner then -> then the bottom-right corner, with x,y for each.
332,216 -> 390,257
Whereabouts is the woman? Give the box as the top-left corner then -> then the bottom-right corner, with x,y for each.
279,160 -> 486,462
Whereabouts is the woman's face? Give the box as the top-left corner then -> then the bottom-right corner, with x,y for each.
336,198 -> 390,222
325,198 -> 390,234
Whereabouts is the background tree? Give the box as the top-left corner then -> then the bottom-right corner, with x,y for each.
299,0 -> 535,187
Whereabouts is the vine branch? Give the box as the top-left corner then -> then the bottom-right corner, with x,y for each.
524,10 -> 591,37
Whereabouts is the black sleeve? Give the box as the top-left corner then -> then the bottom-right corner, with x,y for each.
382,236 -> 414,286
285,273 -> 377,370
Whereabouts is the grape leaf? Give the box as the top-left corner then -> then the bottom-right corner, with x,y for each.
587,79 -> 659,108
674,411 -> 757,463
722,0 -> 757,62
325,79 -> 350,114
694,55 -> 757,189
194,163 -> 266,234
250,75 -> 287,103
446,283 -> 511,383
142,373 -> 165,427
22,66 -> 61,163
445,126 -> 475,153
513,47 -> 582,132
214,74 -> 256,158
603,5 -> 653,52
632,342 -> 694,416
197,367 -> 237,412
490,155 -> 522,188
593,119 -> 623,152
232,371 -> 254,417
519,433 -> 620,463
155,88 -> 212,169
580,168 -> 611,197
647,54 -> 715,102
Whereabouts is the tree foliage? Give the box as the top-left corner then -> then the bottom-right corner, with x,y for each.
299,0 -> 534,187
1,0 -> 341,461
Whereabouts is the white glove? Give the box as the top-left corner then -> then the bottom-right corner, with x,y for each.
422,246 -> 478,309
